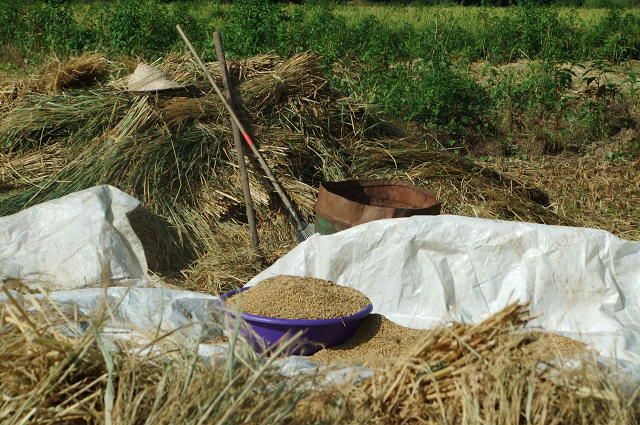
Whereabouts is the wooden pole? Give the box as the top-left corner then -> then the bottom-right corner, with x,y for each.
213,31 -> 260,255
177,25 -> 307,237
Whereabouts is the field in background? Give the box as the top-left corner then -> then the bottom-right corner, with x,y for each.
3,2 -> 639,65
336,4 -> 640,24
2,4 -> 639,128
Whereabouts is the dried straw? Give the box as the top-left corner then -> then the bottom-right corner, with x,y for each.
47,52 -> 109,92
0,52 -> 568,282
0,289 -> 314,424
0,145 -> 64,190
490,155 -> 640,240
332,304 -> 639,424
240,52 -> 327,114
182,213 -> 296,294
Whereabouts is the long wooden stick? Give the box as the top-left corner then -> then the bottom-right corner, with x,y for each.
213,31 -> 260,255
176,25 -> 305,231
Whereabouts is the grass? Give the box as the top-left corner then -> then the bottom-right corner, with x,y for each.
180,3 -> 640,37
335,4 -> 640,21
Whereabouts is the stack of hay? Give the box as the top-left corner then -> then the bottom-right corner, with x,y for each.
0,52 -> 569,293
3,293 -> 635,424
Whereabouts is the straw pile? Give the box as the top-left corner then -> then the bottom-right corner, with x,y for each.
0,52 -> 569,293
46,53 -> 110,92
313,304 -> 638,424
0,289 -> 315,424
0,53 -> 111,108
2,289 -> 637,425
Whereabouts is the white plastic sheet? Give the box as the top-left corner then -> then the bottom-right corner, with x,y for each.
0,185 -> 148,290
3,186 -> 640,377
249,215 -> 640,369
1,285 -> 371,381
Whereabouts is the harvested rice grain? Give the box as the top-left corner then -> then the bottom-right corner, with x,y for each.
524,331 -> 589,360
311,314 -> 430,368
226,275 -> 370,320
311,316 -> 590,368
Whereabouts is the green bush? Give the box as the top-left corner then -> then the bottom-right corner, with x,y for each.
0,0 -> 200,61
409,12 -> 476,63
362,62 -> 491,134
222,0 -> 286,57
106,0 -> 197,56
276,7 -> 349,61
7,2 -> 95,57
479,5 -> 580,62
587,10 -> 640,62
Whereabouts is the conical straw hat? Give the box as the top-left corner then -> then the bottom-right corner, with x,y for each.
127,63 -> 182,92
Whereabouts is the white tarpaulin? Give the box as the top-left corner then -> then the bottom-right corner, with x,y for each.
0,185 -> 148,291
0,287 -> 371,385
249,215 -> 640,369
2,186 -> 639,376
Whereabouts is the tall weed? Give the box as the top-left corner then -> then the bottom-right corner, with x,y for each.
362,62 -> 491,136
479,5 -> 580,62
587,9 -> 640,62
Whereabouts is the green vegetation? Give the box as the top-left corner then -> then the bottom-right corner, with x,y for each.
1,1 -> 639,63
1,1 -> 638,153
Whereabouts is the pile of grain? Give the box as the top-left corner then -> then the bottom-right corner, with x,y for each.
312,315 -> 589,368
226,275 -> 370,320
524,330 -> 589,361
311,314 -> 431,368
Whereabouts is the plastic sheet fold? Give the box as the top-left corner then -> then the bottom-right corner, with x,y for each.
0,185 -> 148,290
249,215 -> 640,369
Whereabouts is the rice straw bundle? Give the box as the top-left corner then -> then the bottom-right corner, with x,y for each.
232,53 -> 283,81
0,52 -> 567,282
0,90 -> 130,153
160,96 -> 208,129
181,213 -> 296,294
240,52 -> 327,113
47,52 -> 109,92
335,304 -> 638,424
0,145 -> 64,190
156,52 -> 282,88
